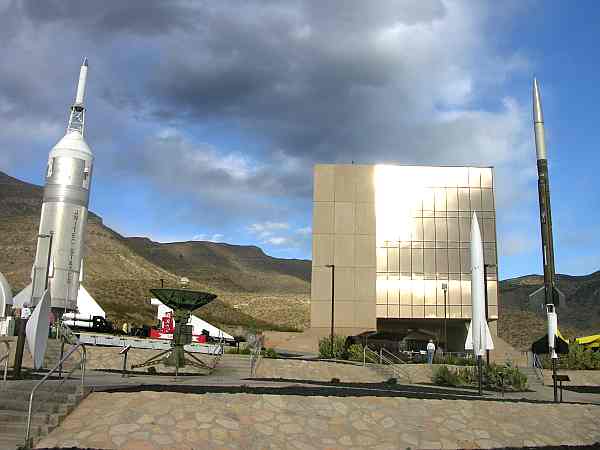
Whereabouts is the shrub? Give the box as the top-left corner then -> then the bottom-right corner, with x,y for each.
318,335 -> 347,359
347,343 -> 364,362
432,365 -> 462,387
262,348 -> 278,358
226,345 -> 252,355
432,363 -> 528,391
540,344 -> 600,370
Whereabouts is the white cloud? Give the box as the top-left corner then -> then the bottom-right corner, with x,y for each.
193,233 -> 224,243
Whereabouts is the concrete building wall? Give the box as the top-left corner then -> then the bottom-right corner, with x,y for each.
311,164 -> 377,334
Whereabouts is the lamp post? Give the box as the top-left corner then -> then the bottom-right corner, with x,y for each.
14,232 -> 53,379
442,283 -> 448,352
325,264 -> 335,358
483,264 -> 496,365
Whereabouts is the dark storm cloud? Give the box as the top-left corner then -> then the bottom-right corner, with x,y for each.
0,0 -> 533,238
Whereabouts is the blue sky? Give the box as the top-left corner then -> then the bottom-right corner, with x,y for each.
0,1 -> 598,279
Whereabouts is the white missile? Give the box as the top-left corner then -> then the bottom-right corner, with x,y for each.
546,303 -> 559,359
465,212 -> 494,356
16,58 -> 94,312
0,272 -> 12,317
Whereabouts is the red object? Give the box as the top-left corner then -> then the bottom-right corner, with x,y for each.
149,311 -> 208,344
198,335 -> 207,343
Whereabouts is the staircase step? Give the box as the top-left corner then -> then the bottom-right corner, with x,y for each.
0,421 -> 49,440
0,389 -> 76,404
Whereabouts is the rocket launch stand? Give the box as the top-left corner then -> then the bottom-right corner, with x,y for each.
131,289 -> 218,376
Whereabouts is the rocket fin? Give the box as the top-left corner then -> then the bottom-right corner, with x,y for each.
465,320 -> 473,350
483,321 -> 494,351
25,287 -> 51,369
13,283 -> 32,308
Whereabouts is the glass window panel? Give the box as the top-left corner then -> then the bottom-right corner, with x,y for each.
412,241 -> 423,248
387,304 -> 399,318
449,278 -> 461,304
447,217 -> 459,241
488,305 -> 498,319
423,188 -> 434,212
376,305 -> 388,318
462,306 -> 472,319
456,167 -> 470,187
425,305 -> 437,318
412,248 -> 423,273
412,279 -> 424,306
449,306 -> 462,318
424,249 -> 435,275
481,168 -> 493,188
434,189 -> 446,211
437,281 -> 449,306
435,217 -> 447,242
423,218 -> 435,241
387,274 -> 399,304
377,274 -> 387,304
469,168 -> 482,187
400,305 -> 412,318
460,248 -> 470,273
484,244 -> 496,265
448,249 -> 460,272
424,280 -> 436,305
400,247 -> 411,272
437,305 -> 448,318
412,305 -> 425,319
436,249 -> 448,274
400,275 -> 411,305
424,241 -> 436,249
482,188 -> 494,210
470,188 -> 482,210
446,188 -> 458,211
412,217 -> 423,241
487,280 -> 498,306
377,248 -> 387,272
482,219 -> 496,243
387,247 -> 399,272
458,188 -> 470,211
461,275 -> 471,305
459,218 -> 471,242
485,265 -> 497,280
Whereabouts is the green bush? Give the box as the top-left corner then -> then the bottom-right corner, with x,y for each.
262,347 -> 278,358
432,365 -> 462,387
432,363 -> 528,391
540,344 -> 600,370
226,345 -> 252,355
318,335 -> 347,359
347,343 -> 364,362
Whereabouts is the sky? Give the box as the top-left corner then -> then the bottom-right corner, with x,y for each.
0,0 -> 598,280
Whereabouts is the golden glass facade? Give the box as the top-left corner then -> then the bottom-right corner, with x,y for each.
374,165 -> 498,320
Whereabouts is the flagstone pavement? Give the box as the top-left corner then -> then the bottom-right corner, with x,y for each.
36,391 -> 600,450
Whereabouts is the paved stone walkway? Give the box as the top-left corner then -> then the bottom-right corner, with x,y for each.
36,391 -> 600,450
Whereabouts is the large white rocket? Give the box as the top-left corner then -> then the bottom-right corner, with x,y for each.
16,59 -> 93,312
465,212 -> 494,356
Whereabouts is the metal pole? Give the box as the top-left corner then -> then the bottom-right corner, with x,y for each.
478,355 -> 483,396
552,358 -> 558,402
484,264 -> 490,365
44,232 -> 54,290
326,264 -> 335,359
442,284 -> 448,351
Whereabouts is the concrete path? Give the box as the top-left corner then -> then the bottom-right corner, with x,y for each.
35,390 -> 600,450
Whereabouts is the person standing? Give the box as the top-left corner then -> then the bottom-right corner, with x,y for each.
426,339 -> 436,364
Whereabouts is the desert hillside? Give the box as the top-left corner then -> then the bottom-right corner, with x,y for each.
0,171 -> 310,334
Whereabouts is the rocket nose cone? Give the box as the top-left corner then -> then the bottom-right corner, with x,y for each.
82,57 -> 88,67
533,77 -> 544,123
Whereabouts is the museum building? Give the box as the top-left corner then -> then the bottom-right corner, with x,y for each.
311,164 -> 499,350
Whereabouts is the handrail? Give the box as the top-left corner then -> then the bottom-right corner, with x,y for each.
531,353 -> 544,382
24,342 -> 86,448
1,340 -> 9,390
364,346 -> 411,383
381,347 -> 407,365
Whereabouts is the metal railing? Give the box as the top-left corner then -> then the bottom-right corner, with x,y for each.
363,346 -> 412,383
1,340 -> 10,390
531,352 -> 544,383
24,326 -> 87,448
